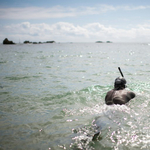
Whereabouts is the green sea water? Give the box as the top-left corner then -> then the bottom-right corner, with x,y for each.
0,43 -> 150,150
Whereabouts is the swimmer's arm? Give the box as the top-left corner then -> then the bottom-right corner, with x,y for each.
130,91 -> 135,99
105,91 -> 111,101
126,91 -> 135,102
105,91 -> 114,105
105,93 -> 108,104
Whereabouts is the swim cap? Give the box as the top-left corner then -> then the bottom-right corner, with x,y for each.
115,77 -> 126,85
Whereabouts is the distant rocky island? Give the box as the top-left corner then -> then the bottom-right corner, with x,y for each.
2,38 -> 56,45
106,41 -> 112,43
3,38 -> 15,44
2,38 -> 113,45
23,40 -> 55,44
96,41 -> 112,43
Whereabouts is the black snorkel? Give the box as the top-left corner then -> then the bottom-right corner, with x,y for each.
118,67 -> 124,77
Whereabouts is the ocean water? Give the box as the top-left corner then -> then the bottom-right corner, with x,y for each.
0,43 -> 150,150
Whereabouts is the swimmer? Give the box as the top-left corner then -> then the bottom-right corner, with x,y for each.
105,77 -> 135,105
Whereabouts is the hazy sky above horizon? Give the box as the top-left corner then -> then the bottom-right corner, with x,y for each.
0,0 -> 150,43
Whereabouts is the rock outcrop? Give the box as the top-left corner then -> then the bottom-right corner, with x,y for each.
96,41 -> 103,43
24,41 -> 32,44
46,41 -> 55,43
3,38 -> 15,44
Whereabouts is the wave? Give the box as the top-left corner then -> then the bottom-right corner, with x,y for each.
4,75 -> 41,81
68,82 -> 150,150
71,104 -> 150,150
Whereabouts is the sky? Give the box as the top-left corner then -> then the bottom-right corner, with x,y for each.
0,0 -> 150,43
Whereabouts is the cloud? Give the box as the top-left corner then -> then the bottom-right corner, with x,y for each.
0,5 -> 150,20
1,22 -> 150,42
2,22 -> 89,39
0,6 -> 76,20
122,5 -> 150,11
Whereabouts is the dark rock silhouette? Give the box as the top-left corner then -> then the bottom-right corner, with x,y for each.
46,41 -> 55,43
23,40 -> 55,44
106,41 -> 112,43
24,41 -> 32,44
3,38 -> 15,44
96,41 -> 103,43
33,42 -> 37,44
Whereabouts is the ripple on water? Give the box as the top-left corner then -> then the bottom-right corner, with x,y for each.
70,103 -> 150,150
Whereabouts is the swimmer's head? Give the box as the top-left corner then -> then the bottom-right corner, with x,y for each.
114,77 -> 126,89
